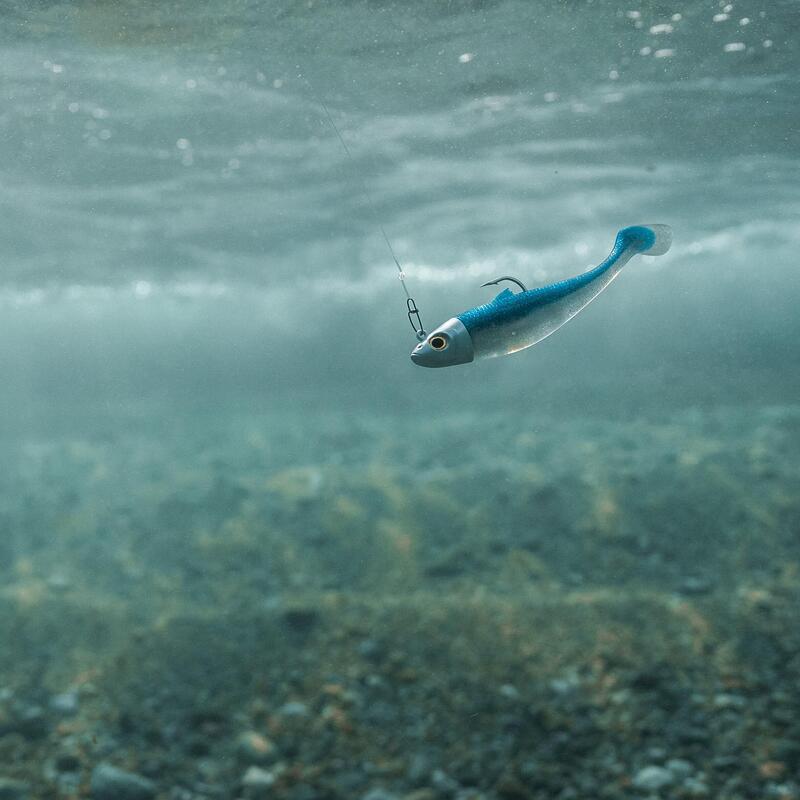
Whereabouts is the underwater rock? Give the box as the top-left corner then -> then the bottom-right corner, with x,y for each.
431,769 -> 460,795
713,693 -> 746,710
683,778 -> 710,797
49,691 -> 79,716
90,763 -> 156,800
402,791 -> 437,800
0,705 -> 47,740
361,790 -> 399,800
241,766 -> 275,799
54,750 -> 82,772
632,765 -> 674,791
665,758 -> 694,779
282,607 -> 320,634
235,731 -> 277,764
680,577 -> 713,595
277,701 -> 309,718
0,777 -> 29,800
357,638 -> 385,662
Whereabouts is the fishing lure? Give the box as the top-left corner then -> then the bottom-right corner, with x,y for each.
410,223 -> 672,368
304,83 -> 671,367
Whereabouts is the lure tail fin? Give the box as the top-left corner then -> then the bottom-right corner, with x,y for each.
617,224 -> 673,256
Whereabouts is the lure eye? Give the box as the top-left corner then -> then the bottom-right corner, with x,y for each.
429,335 -> 448,351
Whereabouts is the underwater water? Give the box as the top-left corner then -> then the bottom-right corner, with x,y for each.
1,1 -> 799,798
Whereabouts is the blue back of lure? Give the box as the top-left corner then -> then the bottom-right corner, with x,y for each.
410,224 -> 672,368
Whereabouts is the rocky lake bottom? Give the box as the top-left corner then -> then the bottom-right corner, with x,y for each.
1,403 -> 799,800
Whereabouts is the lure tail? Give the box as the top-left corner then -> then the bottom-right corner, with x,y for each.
616,224 -> 673,256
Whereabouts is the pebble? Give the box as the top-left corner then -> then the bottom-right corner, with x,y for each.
361,790 -> 399,800
278,701 -> 309,717
406,753 -> 433,785
55,751 -> 82,772
683,777 -> 710,797
281,607 -> 319,633
50,691 -> 79,716
632,765 -> 674,792
242,766 -> 275,799
235,731 -> 277,764
666,759 -> 694,779
431,769 -> 460,795
0,777 -> 29,800
402,791 -> 437,800
499,684 -> 520,700
358,638 -> 384,661
681,577 -> 712,595
6,706 -> 47,739
713,693 -> 746,710
766,783 -> 798,799
90,763 -> 157,800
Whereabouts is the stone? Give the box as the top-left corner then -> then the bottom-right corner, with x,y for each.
499,684 -> 520,700
235,731 -> 277,764
90,763 -> 156,800
281,607 -> 319,633
0,777 -> 29,800
431,769 -> 460,795
680,577 -> 712,595
632,765 -> 674,792
278,701 -> 309,717
361,790 -> 398,800
713,693 -> 746,710
666,759 -> 693,779
683,778 -> 710,797
242,766 -> 275,799
50,691 -> 80,716
403,791 -> 437,800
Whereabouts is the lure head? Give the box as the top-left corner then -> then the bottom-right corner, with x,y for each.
411,317 -> 475,368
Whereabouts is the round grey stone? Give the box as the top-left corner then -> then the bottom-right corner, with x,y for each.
90,764 -> 156,800
633,765 -> 674,792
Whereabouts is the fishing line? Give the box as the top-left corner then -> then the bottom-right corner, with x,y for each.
297,70 -> 427,340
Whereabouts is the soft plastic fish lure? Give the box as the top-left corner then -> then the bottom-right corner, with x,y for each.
410,224 -> 672,368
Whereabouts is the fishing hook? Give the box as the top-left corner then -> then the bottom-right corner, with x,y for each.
481,276 -> 527,293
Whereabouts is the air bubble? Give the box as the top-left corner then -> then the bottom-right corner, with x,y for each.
134,280 -> 152,298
